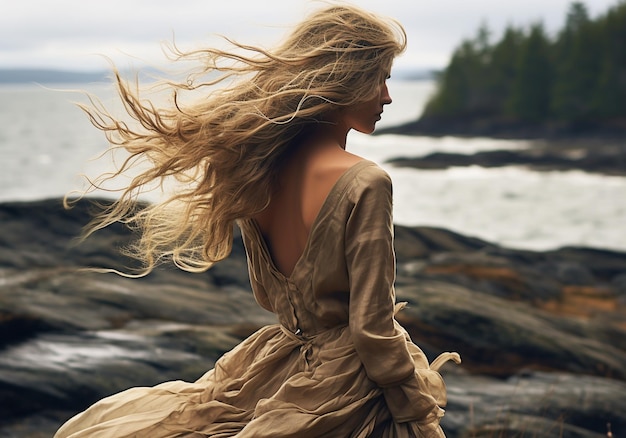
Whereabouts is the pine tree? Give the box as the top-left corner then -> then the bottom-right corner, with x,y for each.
591,3 -> 626,120
489,26 -> 524,116
424,24 -> 494,117
551,2 -> 603,123
508,23 -> 553,122
423,41 -> 475,117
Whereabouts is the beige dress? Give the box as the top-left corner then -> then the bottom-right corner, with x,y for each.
55,160 -> 460,438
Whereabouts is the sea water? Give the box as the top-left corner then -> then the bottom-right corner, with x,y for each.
1,79 -> 624,251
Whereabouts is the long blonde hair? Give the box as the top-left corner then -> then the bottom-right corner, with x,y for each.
68,3 -> 406,275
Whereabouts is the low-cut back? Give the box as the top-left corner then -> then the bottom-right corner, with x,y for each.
253,153 -> 366,279
55,160 -> 459,438
251,159 -> 368,280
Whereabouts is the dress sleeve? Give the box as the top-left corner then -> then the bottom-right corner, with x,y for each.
239,221 -> 274,313
345,167 -> 442,423
247,263 -> 274,313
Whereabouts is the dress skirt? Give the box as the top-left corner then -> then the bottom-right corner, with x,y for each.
55,323 -> 457,437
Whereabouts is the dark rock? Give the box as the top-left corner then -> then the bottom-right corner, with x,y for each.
393,226 -> 493,261
375,114 -> 626,143
536,261 -> 596,286
377,119 -> 626,176
547,247 -> 626,281
387,146 -> 626,176
1,198 -> 625,437
396,281 -> 626,379
613,273 -> 626,298
442,371 -> 626,438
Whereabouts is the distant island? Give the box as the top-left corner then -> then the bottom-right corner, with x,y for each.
0,68 -> 110,84
0,66 -> 437,86
379,1 -> 626,139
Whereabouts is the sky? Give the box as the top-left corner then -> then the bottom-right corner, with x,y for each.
0,0 -> 620,73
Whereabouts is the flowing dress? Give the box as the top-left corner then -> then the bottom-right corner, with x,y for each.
55,160 -> 460,437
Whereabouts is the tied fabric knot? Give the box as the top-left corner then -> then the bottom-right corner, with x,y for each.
280,325 -> 314,370
393,301 -> 462,371
394,301 -> 407,315
299,342 -> 313,370
430,352 -> 461,372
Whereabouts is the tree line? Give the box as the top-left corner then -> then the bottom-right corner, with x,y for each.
423,1 -> 626,130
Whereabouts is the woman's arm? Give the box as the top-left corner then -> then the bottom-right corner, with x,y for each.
345,167 -> 441,423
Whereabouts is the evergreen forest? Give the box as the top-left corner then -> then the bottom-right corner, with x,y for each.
422,1 -> 626,134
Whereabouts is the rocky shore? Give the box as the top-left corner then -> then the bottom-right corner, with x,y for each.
377,119 -> 626,176
1,198 -> 625,437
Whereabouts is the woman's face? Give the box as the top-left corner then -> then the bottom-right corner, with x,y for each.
340,77 -> 392,134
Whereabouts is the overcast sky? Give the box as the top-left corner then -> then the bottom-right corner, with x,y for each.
1,0 -> 620,72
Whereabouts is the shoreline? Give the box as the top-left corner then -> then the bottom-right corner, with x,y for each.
376,118 -> 626,176
375,115 -> 626,142
1,197 -> 625,437
2,195 -> 624,253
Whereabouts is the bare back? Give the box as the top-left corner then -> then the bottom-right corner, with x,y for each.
253,140 -> 364,278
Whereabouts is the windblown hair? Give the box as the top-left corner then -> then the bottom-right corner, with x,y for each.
68,3 -> 406,275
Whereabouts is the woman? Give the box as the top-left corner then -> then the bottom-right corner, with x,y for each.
56,4 -> 459,437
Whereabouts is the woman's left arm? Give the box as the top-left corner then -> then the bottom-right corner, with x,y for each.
345,168 -> 441,423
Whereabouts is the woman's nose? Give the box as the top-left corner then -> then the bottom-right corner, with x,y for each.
381,83 -> 392,105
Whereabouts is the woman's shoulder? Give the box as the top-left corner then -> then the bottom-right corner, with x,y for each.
343,160 -> 392,197
317,157 -> 391,202
316,146 -> 389,184
351,160 -> 390,184
296,152 -> 386,227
